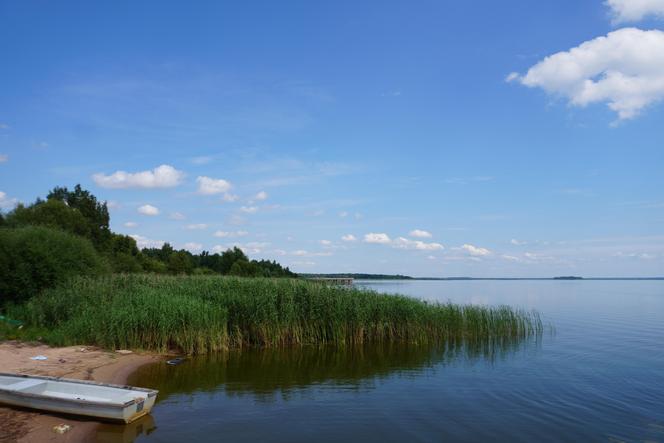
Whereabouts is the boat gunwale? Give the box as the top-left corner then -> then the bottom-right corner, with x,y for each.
0,372 -> 157,408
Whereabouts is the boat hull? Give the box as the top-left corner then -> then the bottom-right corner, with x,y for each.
0,373 -> 157,423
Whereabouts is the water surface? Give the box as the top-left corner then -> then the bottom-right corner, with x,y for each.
125,280 -> 664,442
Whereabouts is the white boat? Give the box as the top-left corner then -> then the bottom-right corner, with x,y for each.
0,373 -> 158,423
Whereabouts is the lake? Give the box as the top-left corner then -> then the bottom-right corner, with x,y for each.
121,280 -> 664,442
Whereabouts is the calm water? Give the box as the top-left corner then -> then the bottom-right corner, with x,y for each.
119,280 -> 664,443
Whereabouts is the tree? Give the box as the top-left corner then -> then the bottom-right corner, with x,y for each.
167,250 -> 194,275
0,226 -> 108,303
5,185 -> 112,250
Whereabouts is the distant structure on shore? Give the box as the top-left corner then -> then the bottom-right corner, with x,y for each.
553,276 -> 584,280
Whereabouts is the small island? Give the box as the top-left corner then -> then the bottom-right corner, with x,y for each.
553,276 -> 584,280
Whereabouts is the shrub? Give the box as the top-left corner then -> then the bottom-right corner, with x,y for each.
0,226 -> 108,303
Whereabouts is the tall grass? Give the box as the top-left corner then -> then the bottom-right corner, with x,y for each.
8,275 -> 543,354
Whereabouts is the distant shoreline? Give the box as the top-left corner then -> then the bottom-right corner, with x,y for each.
303,273 -> 664,281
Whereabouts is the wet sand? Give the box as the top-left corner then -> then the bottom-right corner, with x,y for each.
0,341 -> 161,443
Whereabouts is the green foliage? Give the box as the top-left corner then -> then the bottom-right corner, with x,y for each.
228,260 -> 261,277
9,275 -> 543,353
168,250 -> 195,274
5,185 -> 111,250
0,226 -> 107,303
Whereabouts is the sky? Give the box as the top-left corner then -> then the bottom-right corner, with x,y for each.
1,0 -> 663,277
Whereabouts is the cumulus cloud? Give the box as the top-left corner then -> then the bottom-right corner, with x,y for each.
123,221 -> 138,228
137,204 -> 159,216
93,164 -> 184,189
320,240 -> 332,246
509,28 -> 664,120
169,212 -> 186,220
511,238 -> 527,246
213,230 -> 248,238
392,237 -> 444,251
0,154 -> 8,163
254,191 -> 268,201
129,234 -> 164,249
364,233 -> 392,244
221,193 -> 239,203
409,229 -> 432,238
341,234 -> 357,242
0,191 -> 18,209
196,176 -> 232,195
606,0 -> 664,23
461,244 -> 491,256
185,223 -> 208,230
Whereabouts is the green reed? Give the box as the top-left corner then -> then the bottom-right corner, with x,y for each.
8,274 -> 543,354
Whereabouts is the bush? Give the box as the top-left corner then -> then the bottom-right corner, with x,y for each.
0,226 -> 108,303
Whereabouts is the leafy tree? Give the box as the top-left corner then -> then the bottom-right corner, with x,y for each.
228,259 -> 261,277
0,226 -> 108,303
5,185 -> 112,250
167,250 -> 194,275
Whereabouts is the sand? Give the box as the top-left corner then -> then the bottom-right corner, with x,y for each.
0,342 -> 161,443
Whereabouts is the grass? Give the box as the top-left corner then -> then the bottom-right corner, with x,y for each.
5,274 -> 543,354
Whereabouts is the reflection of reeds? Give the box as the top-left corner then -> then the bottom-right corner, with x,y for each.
129,340 -> 542,403
11,275 -> 543,354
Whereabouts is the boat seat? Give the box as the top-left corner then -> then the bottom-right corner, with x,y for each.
10,379 -> 47,392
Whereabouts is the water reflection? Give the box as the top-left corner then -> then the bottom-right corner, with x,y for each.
129,336 -> 541,404
95,415 -> 157,443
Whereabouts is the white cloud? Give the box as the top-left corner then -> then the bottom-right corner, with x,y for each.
341,234 -> 357,242
292,250 -> 309,256
137,204 -> 159,216
392,237 -> 444,251
509,28 -> 664,120
213,230 -> 248,238
511,238 -> 527,246
0,191 -> 18,209
254,191 -> 268,201
320,240 -> 332,246
105,200 -> 121,209
169,212 -> 186,220
196,176 -> 232,195
606,0 -> 664,23
123,221 -> 138,228
0,154 -> 8,163
93,164 -> 184,189
211,245 -> 227,254
240,206 -> 258,214
185,223 -> 208,230
502,254 -> 521,262
183,242 -> 203,252
364,233 -> 392,244
461,244 -> 491,256
409,229 -> 432,238
130,234 -> 165,249
221,193 -> 239,203
339,211 -> 349,218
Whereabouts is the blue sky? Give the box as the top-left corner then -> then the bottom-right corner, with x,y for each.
1,0 -> 663,277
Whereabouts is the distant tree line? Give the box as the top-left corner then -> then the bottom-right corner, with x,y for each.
0,185 -> 296,303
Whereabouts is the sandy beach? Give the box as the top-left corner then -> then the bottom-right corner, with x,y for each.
0,342 -> 160,443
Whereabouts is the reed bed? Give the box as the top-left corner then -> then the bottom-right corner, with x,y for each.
9,274 -> 543,354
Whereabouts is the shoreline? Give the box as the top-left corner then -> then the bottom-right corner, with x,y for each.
0,341 -> 162,443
